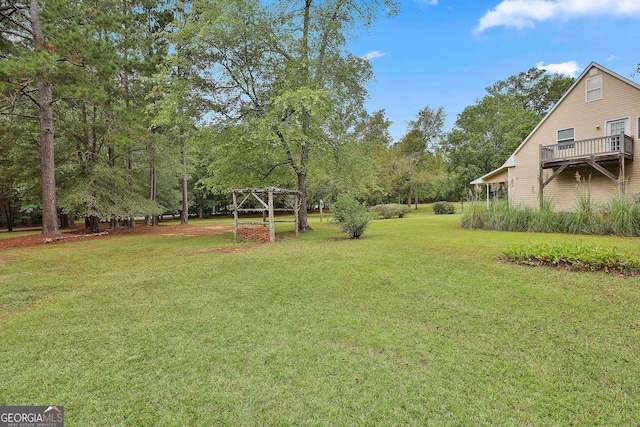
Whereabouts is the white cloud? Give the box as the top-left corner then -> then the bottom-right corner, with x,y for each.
475,0 -> 640,33
414,0 -> 439,5
607,55 -> 620,61
361,50 -> 386,61
536,60 -> 582,77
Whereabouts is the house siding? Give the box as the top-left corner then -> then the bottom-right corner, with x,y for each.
509,65 -> 640,210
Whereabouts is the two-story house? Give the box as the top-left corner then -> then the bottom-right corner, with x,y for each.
471,62 -> 640,210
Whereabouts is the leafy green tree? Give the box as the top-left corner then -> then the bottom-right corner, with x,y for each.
392,106 -> 446,208
442,68 -> 574,197
180,0 -> 399,231
486,67 -> 574,116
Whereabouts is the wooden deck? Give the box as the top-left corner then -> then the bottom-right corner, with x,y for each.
540,133 -> 633,169
538,133 -> 634,204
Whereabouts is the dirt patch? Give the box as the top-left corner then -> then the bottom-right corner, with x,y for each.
0,223 -> 233,252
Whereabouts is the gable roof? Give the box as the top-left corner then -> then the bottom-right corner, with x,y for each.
508,62 -> 640,159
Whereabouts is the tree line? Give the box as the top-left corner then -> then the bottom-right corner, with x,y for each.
0,1 -> 573,233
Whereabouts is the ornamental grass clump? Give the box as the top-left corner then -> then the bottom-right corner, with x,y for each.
462,195 -> 640,237
603,195 -> 640,237
331,193 -> 373,238
501,242 -> 640,275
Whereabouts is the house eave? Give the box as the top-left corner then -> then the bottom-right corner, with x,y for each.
470,155 -> 514,185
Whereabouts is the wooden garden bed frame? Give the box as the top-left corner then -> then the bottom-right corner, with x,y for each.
229,187 -> 301,243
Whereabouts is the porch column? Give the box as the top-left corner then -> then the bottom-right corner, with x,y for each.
486,184 -> 490,208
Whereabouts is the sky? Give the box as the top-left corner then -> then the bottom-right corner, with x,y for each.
350,0 -> 640,142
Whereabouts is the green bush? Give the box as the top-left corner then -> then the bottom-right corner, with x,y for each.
432,201 -> 455,215
331,193 -> 373,239
501,242 -> 640,275
370,204 -> 410,219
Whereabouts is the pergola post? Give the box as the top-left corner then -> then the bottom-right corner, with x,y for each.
268,189 -> 275,243
233,191 -> 238,242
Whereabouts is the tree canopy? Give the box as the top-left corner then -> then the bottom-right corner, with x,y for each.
0,2 -> 581,231
441,68 -> 574,198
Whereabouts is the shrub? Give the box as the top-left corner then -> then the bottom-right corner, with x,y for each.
331,193 -> 373,239
501,242 -> 640,275
370,204 -> 410,219
432,201 -> 455,215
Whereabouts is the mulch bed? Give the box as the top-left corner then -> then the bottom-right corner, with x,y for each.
0,223 -> 233,252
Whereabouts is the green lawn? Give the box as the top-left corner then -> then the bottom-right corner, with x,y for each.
1,207 -> 639,425
0,229 -> 41,240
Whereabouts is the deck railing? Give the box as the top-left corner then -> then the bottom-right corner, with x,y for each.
540,133 -> 634,164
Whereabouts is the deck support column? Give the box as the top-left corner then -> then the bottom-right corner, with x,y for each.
620,154 -> 626,196
539,163 -> 544,208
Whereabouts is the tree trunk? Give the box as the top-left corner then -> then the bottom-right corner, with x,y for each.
148,152 -> 157,226
108,129 -> 118,230
180,130 -> 188,225
3,200 -> 15,232
60,212 -> 69,229
295,0 -> 312,233
297,172 -> 311,232
31,1 -> 59,235
88,215 -> 99,233
407,185 -> 412,209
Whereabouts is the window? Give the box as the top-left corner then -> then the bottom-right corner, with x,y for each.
557,127 -> 575,150
605,118 -> 630,151
586,76 -> 602,102
607,119 -> 627,136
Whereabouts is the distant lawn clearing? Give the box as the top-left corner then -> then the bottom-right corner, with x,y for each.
1,207 -> 639,425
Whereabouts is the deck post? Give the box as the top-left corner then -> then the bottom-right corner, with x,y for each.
539,160 -> 544,208
620,153 -> 626,196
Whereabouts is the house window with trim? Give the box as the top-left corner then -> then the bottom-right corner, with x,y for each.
605,118 -> 630,151
586,75 -> 602,102
557,127 -> 575,150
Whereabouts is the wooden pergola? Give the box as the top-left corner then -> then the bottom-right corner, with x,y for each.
229,187 -> 301,243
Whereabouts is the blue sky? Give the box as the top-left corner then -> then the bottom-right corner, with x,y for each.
350,0 -> 640,142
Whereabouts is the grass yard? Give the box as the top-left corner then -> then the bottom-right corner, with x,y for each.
1,206 -> 639,425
